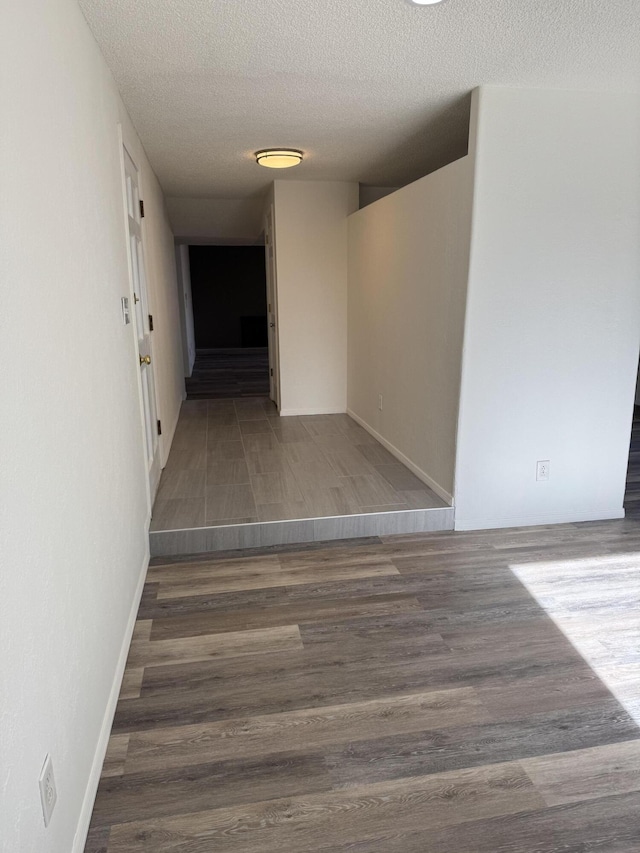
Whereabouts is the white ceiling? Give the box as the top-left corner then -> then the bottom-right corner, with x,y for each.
79,0 -> 640,201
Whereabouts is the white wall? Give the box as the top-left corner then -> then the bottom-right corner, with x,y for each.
273,180 -> 358,415
348,159 -> 474,501
359,185 -> 399,209
455,87 -> 640,530
175,244 -> 197,376
166,196 -> 265,243
0,1 -> 183,851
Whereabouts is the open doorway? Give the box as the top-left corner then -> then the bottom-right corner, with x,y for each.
624,362 -> 640,516
185,245 -> 270,399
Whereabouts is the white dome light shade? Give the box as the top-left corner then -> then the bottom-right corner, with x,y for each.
408,0 -> 446,4
255,149 -> 303,169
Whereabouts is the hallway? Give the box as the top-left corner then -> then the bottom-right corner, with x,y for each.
8,2 -> 640,852
150,399 -> 449,555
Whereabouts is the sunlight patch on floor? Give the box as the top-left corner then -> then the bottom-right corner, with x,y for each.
510,552 -> 640,724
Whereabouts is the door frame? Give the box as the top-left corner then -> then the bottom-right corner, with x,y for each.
264,204 -> 281,410
117,126 -> 162,506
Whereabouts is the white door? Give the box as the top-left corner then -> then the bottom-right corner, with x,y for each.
264,205 -> 280,408
123,146 -> 161,497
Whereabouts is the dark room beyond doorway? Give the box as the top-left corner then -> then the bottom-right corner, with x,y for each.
190,245 -> 267,349
186,245 -> 270,400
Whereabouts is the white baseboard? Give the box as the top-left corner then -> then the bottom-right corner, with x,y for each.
280,407 -> 347,417
346,409 -> 453,506
454,507 -> 625,532
72,544 -> 149,853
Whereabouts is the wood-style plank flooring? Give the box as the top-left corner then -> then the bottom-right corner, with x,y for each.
151,398 -> 444,531
185,348 -> 269,399
85,519 -> 640,852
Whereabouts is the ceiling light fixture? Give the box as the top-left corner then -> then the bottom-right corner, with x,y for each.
255,149 -> 303,169
408,0 -> 446,5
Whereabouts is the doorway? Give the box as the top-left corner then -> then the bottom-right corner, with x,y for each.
624,363 -> 640,516
185,245 -> 271,399
122,143 -> 161,498
265,204 -> 280,408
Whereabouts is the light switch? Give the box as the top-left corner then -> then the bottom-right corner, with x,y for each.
121,297 -> 131,325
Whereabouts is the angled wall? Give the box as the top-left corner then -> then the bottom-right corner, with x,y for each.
347,157 -> 474,501
455,87 -> 640,529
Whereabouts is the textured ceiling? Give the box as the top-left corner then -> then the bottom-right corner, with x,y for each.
78,0 -> 640,200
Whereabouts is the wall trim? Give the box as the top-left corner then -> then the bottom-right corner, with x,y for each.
280,407 -> 347,417
454,507 -> 625,532
346,408 -> 453,506
72,544 -> 149,853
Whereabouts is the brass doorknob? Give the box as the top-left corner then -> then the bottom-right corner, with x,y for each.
139,355 -> 151,365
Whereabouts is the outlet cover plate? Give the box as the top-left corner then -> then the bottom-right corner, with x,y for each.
536,460 -> 550,481
39,754 -> 57,827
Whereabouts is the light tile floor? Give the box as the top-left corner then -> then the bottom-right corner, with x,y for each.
151,397 -> 447,531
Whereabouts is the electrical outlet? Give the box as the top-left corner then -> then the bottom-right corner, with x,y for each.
378,394 -> 383,411
536,460 -> 550,481
38,754 -> 57,827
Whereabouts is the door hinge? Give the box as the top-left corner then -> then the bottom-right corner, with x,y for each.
157,419 -> 162,435
139,199 -> 145,218
148,313 -> 154,331
270,368 -> 273,376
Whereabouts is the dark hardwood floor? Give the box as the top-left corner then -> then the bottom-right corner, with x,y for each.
186,348 -> 269,399
85,519 -> 640,852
